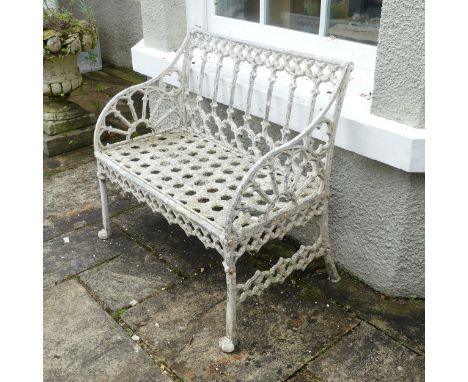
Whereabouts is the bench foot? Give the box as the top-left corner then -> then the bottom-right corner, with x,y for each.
219,336 -> 236,353
98,174 -> 112,240
98,228 -> 112,240
221,258 -> 238,353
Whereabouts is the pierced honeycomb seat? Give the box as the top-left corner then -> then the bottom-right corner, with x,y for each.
94,30 -> 353,353
100,129 -> 326,241
101,130 -> 254,233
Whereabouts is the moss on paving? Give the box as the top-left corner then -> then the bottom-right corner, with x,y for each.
101,66 -> 146,84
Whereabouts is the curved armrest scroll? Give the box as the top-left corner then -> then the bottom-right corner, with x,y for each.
94,33 -> 192,152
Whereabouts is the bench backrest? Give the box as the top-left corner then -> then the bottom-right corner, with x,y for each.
177,30 -> 352,160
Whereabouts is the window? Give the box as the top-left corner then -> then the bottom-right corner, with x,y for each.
215,0 -> 382,45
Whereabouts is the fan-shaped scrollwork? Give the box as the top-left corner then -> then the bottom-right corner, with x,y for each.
94,68 -> 184,150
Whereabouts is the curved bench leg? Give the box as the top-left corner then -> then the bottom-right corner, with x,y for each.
98,174 -> 112,240
219,258 -> 238,353
319,208 -> 340,283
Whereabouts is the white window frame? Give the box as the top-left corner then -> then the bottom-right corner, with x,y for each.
192,0 -> 377,72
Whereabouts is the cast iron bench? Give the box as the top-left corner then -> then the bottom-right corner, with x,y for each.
94,30 -> 353,353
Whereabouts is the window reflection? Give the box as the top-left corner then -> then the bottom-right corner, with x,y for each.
216,0 -> 260,23
329,0 -> 382,44
268,0 -> 322,35
216,0 -> 382,45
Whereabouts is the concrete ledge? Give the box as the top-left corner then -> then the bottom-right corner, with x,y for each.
131,39 -> 425,173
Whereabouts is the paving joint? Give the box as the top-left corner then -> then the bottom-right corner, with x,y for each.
111,220 -> 188,279
43,201 -> 141,244
75,275 -> 184,381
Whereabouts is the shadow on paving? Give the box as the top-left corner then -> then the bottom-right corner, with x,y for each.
298,267 -> 425,355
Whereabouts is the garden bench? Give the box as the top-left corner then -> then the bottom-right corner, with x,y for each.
94,30 -> 353,353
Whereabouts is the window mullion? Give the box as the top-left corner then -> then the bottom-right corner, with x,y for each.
319,0 -> 331,36
259,0 -> 267,25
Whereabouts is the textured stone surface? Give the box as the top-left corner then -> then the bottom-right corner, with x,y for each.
141,0 -> 186,51
80,248 -> 179,311
286,369 -> 322,382
44,225 -> 132,287
371,0 -> 425,128
297,146 -> 425,298
112,205 -> 222,277
44,279 -> 171,381
168,285 -> 358,381
43,160 -> 136,241
65,0 -> 143,67
44,145 -> 95,176
121,269 -> 227,359
43,125 -> 95,157
307,322 -> 424,381
43,111 -> 96,136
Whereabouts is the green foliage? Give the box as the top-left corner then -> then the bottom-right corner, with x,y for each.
84,51 -> 98,63
304,0 -> 320,16
43,1 -> 97,60
77,0 -> 95,22
95,82 -> 106,92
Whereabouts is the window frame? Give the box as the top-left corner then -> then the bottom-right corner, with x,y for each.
203,0 -> 377,72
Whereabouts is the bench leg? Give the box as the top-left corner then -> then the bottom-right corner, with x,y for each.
98,175 -> 112,240
219,258 -> 238,353
319,208 -> 340,283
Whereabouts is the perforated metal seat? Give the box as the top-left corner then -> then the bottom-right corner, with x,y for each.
101,129 -> 324,236
94,30 -> 353,353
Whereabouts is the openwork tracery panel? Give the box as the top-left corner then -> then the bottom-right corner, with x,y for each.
183,31 -> 345,159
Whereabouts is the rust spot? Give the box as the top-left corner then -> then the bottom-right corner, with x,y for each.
291,316 -> 305,328
172,361 -> 193,382
207,351 -> 247,376
63,203 -> 95,218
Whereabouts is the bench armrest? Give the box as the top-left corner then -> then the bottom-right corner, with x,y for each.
94,35 -> 191,152
224,64 -> 352,239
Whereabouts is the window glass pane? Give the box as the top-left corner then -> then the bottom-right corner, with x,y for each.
329,0 -> 382,44
267,0 -> 322,35
216,0 -> 260,22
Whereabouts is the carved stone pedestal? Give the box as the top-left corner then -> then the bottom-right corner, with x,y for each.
43,54 -> 96,156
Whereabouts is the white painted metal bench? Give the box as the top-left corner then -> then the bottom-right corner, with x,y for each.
94,30 -> 353,353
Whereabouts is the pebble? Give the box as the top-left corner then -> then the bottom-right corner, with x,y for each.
131,334 -> 140,341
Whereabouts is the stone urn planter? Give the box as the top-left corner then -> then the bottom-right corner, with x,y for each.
43,4 -> 98,156
43,53 -> 94,135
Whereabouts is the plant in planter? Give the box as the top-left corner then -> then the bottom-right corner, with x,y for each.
43,1 -> 98,138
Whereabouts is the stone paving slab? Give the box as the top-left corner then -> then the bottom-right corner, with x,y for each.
286,369 -> 322,382
44,279 -> 171,382
80,247 -> 179,311
122,268 -> 358,382
44,225 -> 133,288
43,160 -> 137,241
306,322 -> 424,382
300,269 -> 425,354
112,205 -> 222,277
44,145 -> 95,176
121,268 -> 227,360
167,284 -> 358,382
